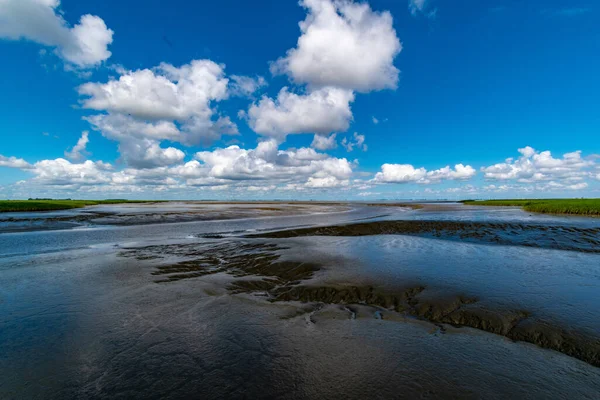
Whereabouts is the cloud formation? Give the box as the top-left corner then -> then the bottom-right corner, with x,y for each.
374,163 -> 476,184
79,60 -> 233,143
79,60 -> 242,168
246,87 -> 354,140
64,131 -> 90,162
481,146 -> 594,183
341,132 -> 367,152
311,133 -> 338,151
0,155 -> 32,169
272,0 -> 401,92
1,140 -> 354,193
0,0 -> 113,68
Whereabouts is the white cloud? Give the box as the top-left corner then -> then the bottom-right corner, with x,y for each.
311,133 -> 337,150
484,181 -> 589,193
79,60 -> 241,168
374,163 -> 476,184
79,60 -> 228,122
372,116 -> 379,124
64,131 -> 90,162
305,176 -> 349,188
271,0 -> 401,92
31,158 -> 113,186
0,0 -> 113,68
193,140 -> 352,185
246,87 -> 354,140
85,114 -> 181,142
408,0 -> 437,18
230,75 -> 267,97
117,139 -> 185,169
374,163 -> 426,183
0,155 -> 32,169
342,132 -> 367,152
481,146 -> 594,183
357,191 -> 379,197
79,60 -> 238,147
425,164 -> 477,182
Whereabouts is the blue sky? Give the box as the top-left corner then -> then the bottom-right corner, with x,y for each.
0,0 -> 599,200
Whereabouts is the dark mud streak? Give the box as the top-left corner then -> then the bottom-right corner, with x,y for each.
118,240 -> 600,368
268,284 -> 600,368
119,242 -> 319,286
250,220 -> 600,254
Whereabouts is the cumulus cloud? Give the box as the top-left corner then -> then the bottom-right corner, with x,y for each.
80,60 -> 238,147
64,131 -> 90,162
0,155 -> 32,169
79,60 -> 228,123
0,0 -> 113,68
30,158 -> 113,186
271,0 -> 401,92
117,139 -> 185,169
374,164 -> 426,183
241,0 -> 402,143
3,137 -> 356,195
311,133 -> 337,150
426,164 -> 477,182
374,163 -> 476,184
481,146 -> 594,183
79,60 -> 241,168
193,140 -> 352,185
84,114 -> 181,142
246,87 -> 354,140
341,132 -> 367,152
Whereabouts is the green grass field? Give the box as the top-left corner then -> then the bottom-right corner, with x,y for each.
462,199 -> 600,216
0,199 -> 160,213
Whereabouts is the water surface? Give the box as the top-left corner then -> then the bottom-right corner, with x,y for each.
1,202 -> 599,399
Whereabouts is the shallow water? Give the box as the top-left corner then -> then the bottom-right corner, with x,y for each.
1,203 -> 599,399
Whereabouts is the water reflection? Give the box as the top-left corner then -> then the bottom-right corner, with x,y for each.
1,203 -> 599,398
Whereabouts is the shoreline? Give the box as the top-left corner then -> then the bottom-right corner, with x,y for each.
463,199 -> 600,216
0,200 -> 426,213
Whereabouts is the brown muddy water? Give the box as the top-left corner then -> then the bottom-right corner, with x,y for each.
0,202 -> 599,399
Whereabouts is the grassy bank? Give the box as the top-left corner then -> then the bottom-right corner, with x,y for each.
0,199 -> 160,213
462,199 -> 600,216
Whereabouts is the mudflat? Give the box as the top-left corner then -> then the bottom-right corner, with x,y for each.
1,202 -> 599,399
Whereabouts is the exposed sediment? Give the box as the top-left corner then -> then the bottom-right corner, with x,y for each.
120,241 -> 319,285
119,239 -> 600,367
251,220 -> 600,253
268,284 -> 599,367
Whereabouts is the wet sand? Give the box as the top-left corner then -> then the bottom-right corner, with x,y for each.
1,202 -> 599,399
251,219 -> 600,253
0,202 -> 352,233
119,233 -> 600,368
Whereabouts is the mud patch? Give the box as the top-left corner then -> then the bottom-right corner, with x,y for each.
118,239 -> 600,367
251,220 -> 600,253
268,284 -> 600,368
119,241 -> 320,286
